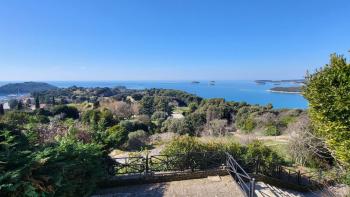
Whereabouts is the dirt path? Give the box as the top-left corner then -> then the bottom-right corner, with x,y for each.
233,132 -> 290,144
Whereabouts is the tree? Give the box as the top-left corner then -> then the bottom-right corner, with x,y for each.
303,53 -> 350,166
0,104 -> 4,115
8,99 -> 18,109
16,100 -> 23,110
52,96 -> 56,105
35,96 -> 40,109
139,96 -> 155,116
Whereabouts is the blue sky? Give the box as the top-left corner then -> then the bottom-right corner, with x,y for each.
0,0 -> 349,81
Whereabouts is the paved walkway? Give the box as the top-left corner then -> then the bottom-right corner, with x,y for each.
93,176 -> 244,197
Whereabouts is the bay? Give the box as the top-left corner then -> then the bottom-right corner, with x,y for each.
47,80 -> 307,109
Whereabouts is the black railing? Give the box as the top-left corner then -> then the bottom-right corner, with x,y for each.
114,156 -> 146,174
226,153 -> 255,197
112,152 -> 226,175
254,158 -> 323,186
112,152 -> 255,196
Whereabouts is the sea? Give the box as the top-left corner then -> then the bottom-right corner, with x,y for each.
0,81 -> 308,109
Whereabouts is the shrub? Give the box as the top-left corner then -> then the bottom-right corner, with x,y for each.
52,105 -> 79,119
279,115 -> 296,127
188,102 -> 198,113
162,135 -> 203,155
242,117 -> 255,132
1,111 -> 31,127
245,140 -> 284,170
162,137 -> 283,173
104,124 -> 128,149
119,120 -> 150,133
31,139 -> 107,197
151,111 -> 168,122
161,118 -> 192,135
0,130 -> 108,197
264,125 -> 280,136
127,130 -> 148,150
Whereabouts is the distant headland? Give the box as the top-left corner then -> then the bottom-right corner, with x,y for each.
0,82 -> 57,94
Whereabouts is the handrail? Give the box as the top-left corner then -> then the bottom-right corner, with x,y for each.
225,152 -> 255,197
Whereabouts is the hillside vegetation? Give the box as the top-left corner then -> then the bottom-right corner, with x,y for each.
1,53 -> 349,196
0,82 -> 57,94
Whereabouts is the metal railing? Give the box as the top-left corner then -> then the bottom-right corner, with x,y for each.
112,152 -> 227,175
114,156 -> 146,174
254,159 -> 324,186
226,153 -> 255,197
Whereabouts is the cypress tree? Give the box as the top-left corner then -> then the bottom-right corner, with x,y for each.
17,101 -> 23,110
35,97 -> 40,109
0,103 -> 4,115
52,96 -> 56,105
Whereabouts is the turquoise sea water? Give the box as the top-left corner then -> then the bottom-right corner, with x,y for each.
0,81 -> 308,109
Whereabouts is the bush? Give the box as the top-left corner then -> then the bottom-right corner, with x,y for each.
162,135 -> 203,155
244,140 -> 284,171
162,136 -> 283,173
161,118 -> 192,135
151,111 -> 168,122
127,130 -> 148,150
264,125 -> 280,136
0,130 -> 108,197
33,139 -> 107,197
279,115 -> 296,127
242,118 -> 255,132
52,105 -> 79,119
104,124 -> 128,149
1,111 -> 31,127
119,120 -> 150,133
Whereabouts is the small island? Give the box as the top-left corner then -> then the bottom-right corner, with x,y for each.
255,79 -> 305,85
0,82 -> 57,94
191,81 -> 200,84
269,86 -> 302,94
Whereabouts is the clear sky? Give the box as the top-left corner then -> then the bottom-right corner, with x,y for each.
0,0 -> 349,81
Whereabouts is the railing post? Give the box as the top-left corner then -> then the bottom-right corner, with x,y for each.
250,178 -> 255,197
318,169 -> 323,183
297,170 -> 301,185
145,154 -> 149,174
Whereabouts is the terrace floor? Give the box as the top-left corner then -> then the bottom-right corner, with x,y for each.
93,175 -> 348,197
93,175 -> 244,197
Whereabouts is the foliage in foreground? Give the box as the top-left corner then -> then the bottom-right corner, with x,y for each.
303,54 -> 350,167
0,130 -> 108,197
